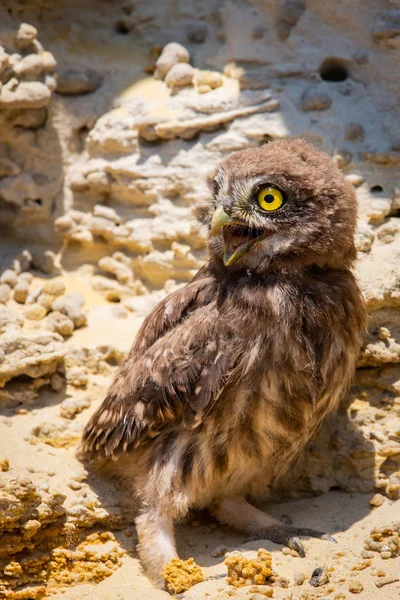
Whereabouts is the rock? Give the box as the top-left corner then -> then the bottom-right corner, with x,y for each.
98,254 -> 133,285
154,42 -> 190,79
301,87 -> 332,111
294,571 -> 305,585
185,22 -> 208,43
11,107 -> 48,129
51,293 -> 87,328
93,204 -> 122,224
211,545 -> 228,557
29,419 -> 81,447
349,580 -> 364,593
0,306 -> 24,334
0,457 -> 9,471
24,303 -> 47,320
0,331 -> 65,387
15,23 -> 38,49
194,69 -> 223,89
0,284 -> 11,304
55,67 -> 104,95
50,371 -> 65,392
0,269 -> 18,288
0,157 -> 21,178
165,63 -> 194,88
0,474 -> 66,562
37,292 -> 54,311
31,250 -> 60,275
44,311 -> 75,337
13,282 -> 29,304
0,82 -> 52,109
309,567 -> 329,587
355,220 -> 374,252
346,173 -> 364,186
13,250 -> 32,274
369,493 -> 386,507
59,395 -> 91,419
13,54 -> 47,77
345,122 -> 365,141
18,272 -> 34,285
277,0 -> 306,40
42,279 -> 65,297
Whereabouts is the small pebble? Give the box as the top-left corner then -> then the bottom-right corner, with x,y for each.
0,270 -> 18,288
211,545 -> 228,558
310,567 -> 329,587
25,303 -> 47,320
348,580 -> 364,593
0,284 -> 11,303
293,571 -> 305,585
0,458 -> 10,471
375,576 -> 399,588
14,282 -> 29,304
282,546 -> 291,555
43,279 -> 66,297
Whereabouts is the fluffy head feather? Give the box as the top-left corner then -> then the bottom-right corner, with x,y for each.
198,138 -> 357,273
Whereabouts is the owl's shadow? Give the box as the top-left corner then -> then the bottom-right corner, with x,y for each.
85,388 -> 378,571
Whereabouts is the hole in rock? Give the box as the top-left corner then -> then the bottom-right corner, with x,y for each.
370,185 -> 383,193
114,20 -> 130,34
319,58 -> 349,82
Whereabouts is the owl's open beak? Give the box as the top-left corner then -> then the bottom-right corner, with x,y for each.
211,206 -> 265,266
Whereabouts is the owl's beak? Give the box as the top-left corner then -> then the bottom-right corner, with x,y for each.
211,206 -> 265,266
211,205 -> 232,236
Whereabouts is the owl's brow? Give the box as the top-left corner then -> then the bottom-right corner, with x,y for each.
232,176 -> 265,200
214,169 -> 229,196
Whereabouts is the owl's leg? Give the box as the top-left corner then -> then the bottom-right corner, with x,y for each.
213,496 -> 336,557
135,508 -> 178,587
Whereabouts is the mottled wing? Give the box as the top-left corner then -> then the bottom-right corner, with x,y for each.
82,266 -> 241,460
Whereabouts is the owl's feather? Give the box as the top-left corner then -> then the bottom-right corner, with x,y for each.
83,265 -> 242,458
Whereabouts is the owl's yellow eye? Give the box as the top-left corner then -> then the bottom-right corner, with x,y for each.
257,187 -> 284,212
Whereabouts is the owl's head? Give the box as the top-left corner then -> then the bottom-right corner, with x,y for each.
200,139 -> 357,273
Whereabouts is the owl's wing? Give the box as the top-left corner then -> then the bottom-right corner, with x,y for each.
82,266 -> 241,460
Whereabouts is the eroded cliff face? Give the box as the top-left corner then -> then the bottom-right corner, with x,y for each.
0,0 -> 399,598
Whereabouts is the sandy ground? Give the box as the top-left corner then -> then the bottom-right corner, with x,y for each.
0,269 -> 398,600
54,493 -> 400,600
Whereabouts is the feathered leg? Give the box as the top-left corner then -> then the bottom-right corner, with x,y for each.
135,508 -> 178,587
213,496 -> 336,557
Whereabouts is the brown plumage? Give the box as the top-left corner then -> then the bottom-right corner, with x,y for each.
81,138 -> 366,586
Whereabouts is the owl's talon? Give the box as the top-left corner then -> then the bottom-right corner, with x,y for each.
288,537 -> 305,557
321,533 -> 337,543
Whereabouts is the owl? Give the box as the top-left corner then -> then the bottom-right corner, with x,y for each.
81,139 -> 366,586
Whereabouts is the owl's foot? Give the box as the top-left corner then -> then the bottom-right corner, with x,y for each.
247,524 -> 337,558
213,496 -> 337,558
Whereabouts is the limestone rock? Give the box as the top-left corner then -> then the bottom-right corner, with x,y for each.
0,270 -> 18,288
277,0 -> 306,40
301,87 -> 332,111
0,475 -> 66,556
44,311 -> 75,337
0,332 -> 65,387
154,42 -> 190,79
0,82 -> 51,109
51,293 -> 87,328
0,284 -> 11,304
13,282 -> 29,304
165,63 -> 194,88
55,67 -> 103,95
0,307 -> 24,334
14,23 -> 38,49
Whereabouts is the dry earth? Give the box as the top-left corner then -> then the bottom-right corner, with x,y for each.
0,0 -> 399,599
